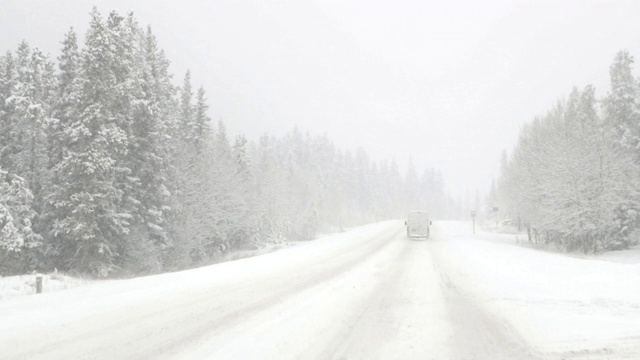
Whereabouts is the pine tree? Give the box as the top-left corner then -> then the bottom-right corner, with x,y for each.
139,25 -> 181,269
1,42 -> 32,175
45,28 -> 82,268
115,19 -> 176,274
603,51 -> 640,247
0,51 -> 17,171
180,71 -> 193,142
50,28 -> 81,168
13,48 -> 54,210
232,135 -> 252,181
604,50 -> 640,153
0,168 -> 42,274
192,87 -> 208,150
50,8 -> 131,275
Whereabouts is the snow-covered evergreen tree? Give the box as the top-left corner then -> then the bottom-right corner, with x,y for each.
0,51 -> 17,172
179,71 -> 194,141
114,17 -> 179,274
602,51 -> 640,246
49,8 -> 132,275
50,28 -> 80,168
604,50 -> 640,152
0,168 -> 42,274
498,84 -> 640,252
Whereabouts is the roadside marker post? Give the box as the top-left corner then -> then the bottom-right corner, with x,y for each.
35,275 -> 42,294
471,210 -> 476,234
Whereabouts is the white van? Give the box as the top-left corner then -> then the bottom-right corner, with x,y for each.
405,211 -> 431,238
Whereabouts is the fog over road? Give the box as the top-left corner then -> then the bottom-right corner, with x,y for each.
0,222 -> 579,359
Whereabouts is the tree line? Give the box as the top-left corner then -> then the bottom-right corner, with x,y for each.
0,9 -> 454,277
491,50 -> 640,253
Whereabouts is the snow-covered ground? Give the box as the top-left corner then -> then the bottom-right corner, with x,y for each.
0,272 -> 93,301
1,220 -> 639,359
437,221 -> 640,359
0,244 -> 292,302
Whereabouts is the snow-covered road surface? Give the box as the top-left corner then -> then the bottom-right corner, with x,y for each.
1,221 -> 638,359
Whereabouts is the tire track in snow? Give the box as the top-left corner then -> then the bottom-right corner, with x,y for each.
428,225 -> 542,360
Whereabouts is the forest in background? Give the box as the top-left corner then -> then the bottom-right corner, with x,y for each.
491,50 -> 640,253
0,9 -> 458,277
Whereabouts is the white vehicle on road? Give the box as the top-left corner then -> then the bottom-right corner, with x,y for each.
405,210 -> 432,238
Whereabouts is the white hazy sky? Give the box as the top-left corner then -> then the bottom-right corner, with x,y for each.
2,0 -> 640,200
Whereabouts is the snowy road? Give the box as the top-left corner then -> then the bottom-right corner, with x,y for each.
1,221 -> 639,359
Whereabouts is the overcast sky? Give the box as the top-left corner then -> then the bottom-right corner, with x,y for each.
3,0 -> 640,201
